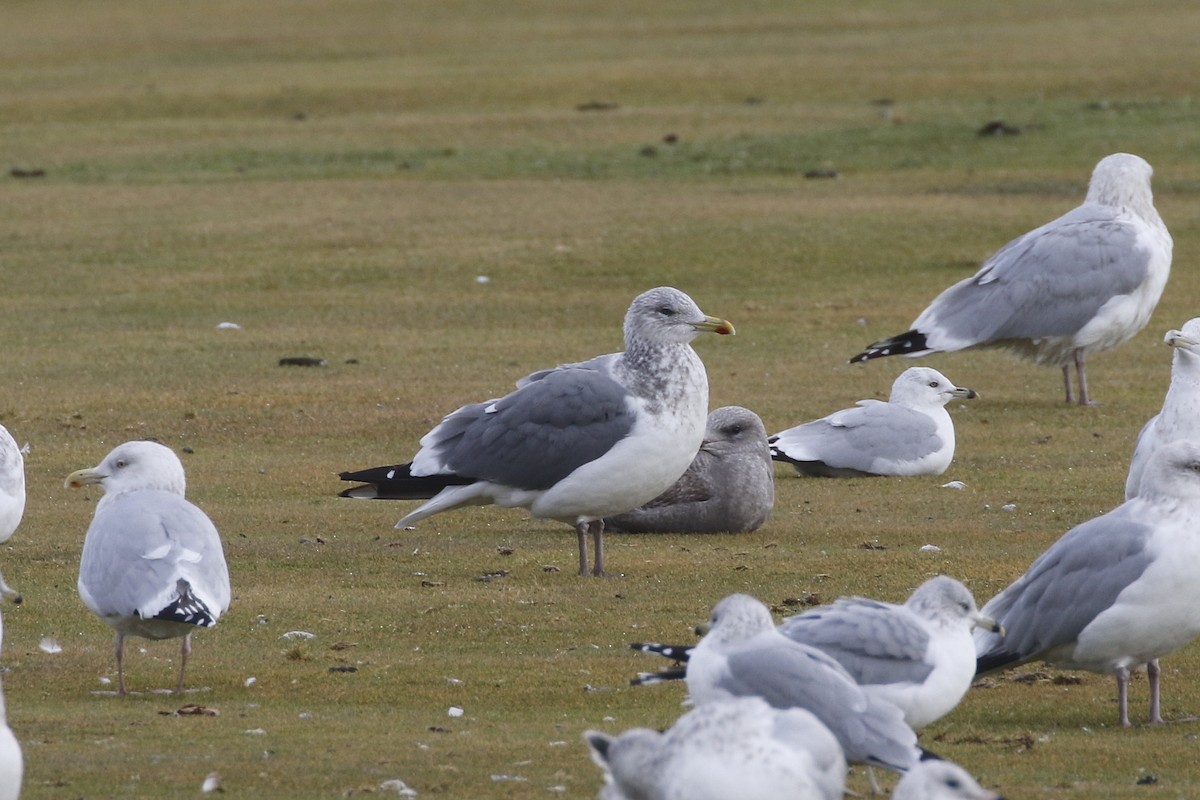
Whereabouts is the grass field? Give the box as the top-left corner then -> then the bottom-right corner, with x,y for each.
4,1 -> 1200,797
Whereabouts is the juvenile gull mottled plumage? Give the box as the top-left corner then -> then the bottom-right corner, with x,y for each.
0,425 -> 25,604
1125,319 -> 1200,499
851,153 -> 1172,405
975,440 -> 1200,727
584,697 -> 845,800
603,406 -> 773,533
339,287 -> 734,576
893,761 -> 1005,800
69,441 -> 232,695
632,576 -> 999,730
0,605 -> 22,800
770,368 -> 975,478
685,593 -> 922,773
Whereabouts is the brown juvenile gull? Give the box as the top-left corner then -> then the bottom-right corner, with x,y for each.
602,406 -> 773,533
584,697 -> 846,800
770,367 -> 975,478
338,287 -> 734,576
975,440 -> 1200,727
69,441 -> 232,695
1125,318 -> 1200,499
851,153 -> 1172,405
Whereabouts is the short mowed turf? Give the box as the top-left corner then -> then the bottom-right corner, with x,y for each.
4,1 -> 1200,797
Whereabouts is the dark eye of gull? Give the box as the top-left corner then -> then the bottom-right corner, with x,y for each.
657,306 -> 677,317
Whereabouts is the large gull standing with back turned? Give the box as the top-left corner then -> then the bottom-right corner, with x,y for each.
850,153 -> 1172,406
1125,318 -> 1200,499
69,441 -> 231,695
769,367 -> 975,478
975,440 -> 1200,727
338,287 -> 734,576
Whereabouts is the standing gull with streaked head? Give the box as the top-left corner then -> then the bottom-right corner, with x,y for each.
851,153 -> 1172,405
69,441 -> 231,695
339,287 -> 734,576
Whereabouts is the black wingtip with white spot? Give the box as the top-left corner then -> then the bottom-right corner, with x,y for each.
849,329 -> 928,363
150,579 -> 217,628
338,462 -> 474,500
630,668 -> 688,686
630,642 -> 696,663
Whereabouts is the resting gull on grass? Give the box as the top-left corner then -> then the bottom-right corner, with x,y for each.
684,593 -> 923,775
69,441 -> 231,695
633,576 -> 999,730
339,287 -> 734,576
602,406 -> 773,533
0,604 -> 22,800
1125,318 -> 1200,499
893,761 -> 1004,800
851,153 -> 1172,405
0,425 -> 24,604
769,368 -> 975,478
975,440 -> 1200,727
584,697 -> 845,800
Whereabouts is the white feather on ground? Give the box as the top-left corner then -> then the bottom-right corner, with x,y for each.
851,153 -> 1172,406
1125,318 -> 1200,499
338,287 -> 734,576
770,368 -> 975,477
976,440 -> 1200,727
584,697 -> 845,800
69,441 -> 231,695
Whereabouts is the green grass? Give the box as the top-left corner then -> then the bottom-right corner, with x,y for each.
4,0 -> 1200,797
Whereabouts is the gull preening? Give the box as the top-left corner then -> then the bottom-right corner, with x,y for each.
70,441 -> 232,695
603,406 -> 774,533
770,368 -> 975,478
851,153 -> 1172,406
339,287 -> 734,576
1125,318 -> 1200,499
584,697 -> 846,800
975,440 -> 1200,727
0,425 -> 25,604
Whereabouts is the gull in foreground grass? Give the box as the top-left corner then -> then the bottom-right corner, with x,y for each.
683,593 -> 923,775
851,153 -> 1172,405
893,760 -> 1005,800
975,440 -> 1200,727
339,287 -> 734,576
0,603 -> 22,800
769,368 -> 975,478
603,406 -> 774,533
1125,318 -> 1200,499
584,697 -> 845,800
0,425 -> 25,604
633,576 -> 999,730
69,441 -> 231,695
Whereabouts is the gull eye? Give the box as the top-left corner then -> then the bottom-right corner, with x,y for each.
928,381 -> 940,388
946,779 -> 962,790
657,306 -> 677,317
115,459 -> 128,469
